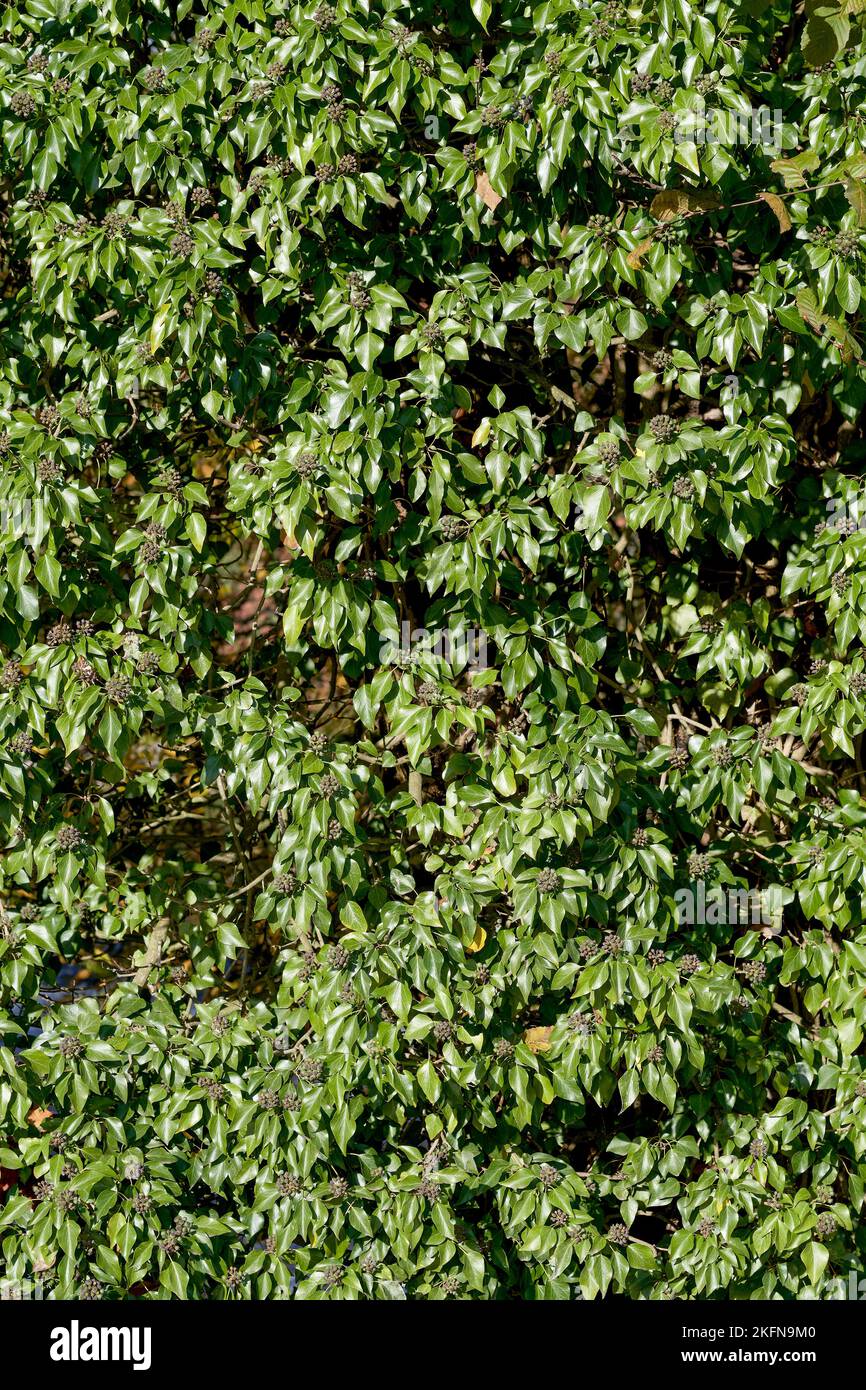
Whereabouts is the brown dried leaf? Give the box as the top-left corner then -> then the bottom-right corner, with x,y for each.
650,189 -> 722,222
845,177 -> 866,227
757,191 -> 792,233
650,190 -> 687,222
475,172 -> 503,210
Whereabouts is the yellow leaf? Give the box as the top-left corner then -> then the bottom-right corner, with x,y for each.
523,1025 -> 553,1053
770,150 -> 820,189
149,301 -> 172,353
472,416 -> 492,448
627,238 -> 654,269
466,923 -> 487,954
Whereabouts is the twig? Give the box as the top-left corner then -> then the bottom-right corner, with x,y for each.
132,919 -> 169,988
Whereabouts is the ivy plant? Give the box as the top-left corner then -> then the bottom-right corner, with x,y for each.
1,0 -> 866,1301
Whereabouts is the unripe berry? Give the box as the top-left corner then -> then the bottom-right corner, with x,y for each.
170,231 -> 195,258
313,4 -> 337,29
687,851 -> 711,879
649,414 -> 679,444
296,1055 -> 324,1083
741,959 -> 767,984
833,231 -> 859,259
815,1212 -> 836,1239
104,676 -> 132,706
537,867 -> 561,895
10,91 -> 38,119
102,211 -> 130,239
440,515 -> 465,540
46,621 -> 72,647
56,826 -> 83,851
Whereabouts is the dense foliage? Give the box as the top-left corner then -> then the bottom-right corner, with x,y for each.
1,0 -> 866,1303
